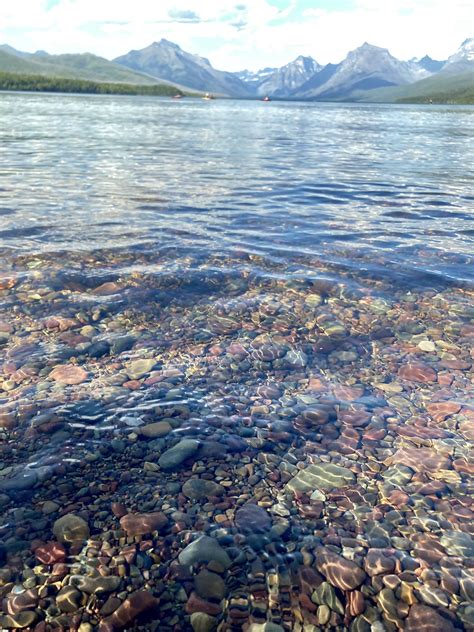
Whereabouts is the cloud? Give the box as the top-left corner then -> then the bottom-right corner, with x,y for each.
0,0 -> 471,70
168,9 -> 201,23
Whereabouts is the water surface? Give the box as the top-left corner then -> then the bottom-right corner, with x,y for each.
0,93 -> 473,631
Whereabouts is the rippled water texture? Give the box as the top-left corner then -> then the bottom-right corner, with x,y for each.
0,93 -> 473,631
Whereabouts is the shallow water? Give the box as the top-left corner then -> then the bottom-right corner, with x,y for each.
0,93 -> 473,631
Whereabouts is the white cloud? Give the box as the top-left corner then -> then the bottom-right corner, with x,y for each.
0,0 -> 472,69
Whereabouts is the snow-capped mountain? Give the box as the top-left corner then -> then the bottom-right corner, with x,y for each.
443,38 -> 474,72
248,56 -> 323,97
234,67 -> 277,83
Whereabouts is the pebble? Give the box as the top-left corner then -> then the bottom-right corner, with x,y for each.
119,511 -> 168,536
182,478 -> 225,500
178,536 -> 232,569
315,548 -> 366,590
195,569 -> 227,600
104,590 -> 159,628
235,503 -> 272,533
125,359 -> 157,380
0,611 -> 38,629
405,604 -> 456,632
364,550 -> 396,576
41,500 -> 60,514
138,421 -> 172,438
52,513 -> 90,543
158,439 -> 201,471
49,364 -> 89,385
56,586 -> 83,613
190,612 -> 218,632
286,462 -> 355,493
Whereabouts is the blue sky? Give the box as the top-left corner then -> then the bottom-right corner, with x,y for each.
1,0 -> 472,70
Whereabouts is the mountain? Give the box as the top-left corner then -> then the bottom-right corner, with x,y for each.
356,69 -> 474,104
1,38 -> 472,102
236,56 -> 322,97
442,37 -> 474,73
114,39 -> 250,96
294,43 -> 430,99
234,67 -> 277,83
0,45 -> 162,85
413,55 -> 446,73
0,44 -> 30,58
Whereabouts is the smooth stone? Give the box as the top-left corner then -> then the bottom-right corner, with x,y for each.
0,612 -> 38,629
0,471 -> 37,492
311,581 -> 344,615
417,340 -> 436,352
111,335 -> 136,355
125,358 -> 157,380
417,585 -> 449,608
315,548 -> 366,590
286,462 -> 355,493
56,586 -> 83,613
317,604 -> 331,626
71,575 -> 121,594
440,531 -> 474,557
158,439 -> 200,471
186,592 -> 222,616
190,612 -> 218,632
235,503 -> 272,533
105,590 -> 159,628
178,536 -> 231,570
405,604 -> 455,632
284,349 -> 308,367
138,421 -> 172,438
119,512 -> 168,536
382,465 -> 414,486
49,364 -> 88,385
195,570 -> 226,601
53,514 -> 90,543
42,500 -> 60,515
364,550 -> 396,576
6,590 -> 38,615
182,479 -> 225,500
35,541 -> 67,564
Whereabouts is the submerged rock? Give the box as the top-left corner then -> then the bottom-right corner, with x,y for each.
53,514 -> 90,543
178,536 -> 231,569
182,478 -> 225,500
159,439 -> 200,471
286,462 -> 355,493
315,548 -> 366,590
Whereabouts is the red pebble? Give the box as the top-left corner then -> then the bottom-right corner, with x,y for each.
398,362 -> 437,383
35,542 -> 67,565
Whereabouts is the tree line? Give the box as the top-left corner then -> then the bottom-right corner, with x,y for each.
0,72 -> 184,97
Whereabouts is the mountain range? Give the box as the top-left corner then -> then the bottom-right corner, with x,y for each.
1,38 -> 473,102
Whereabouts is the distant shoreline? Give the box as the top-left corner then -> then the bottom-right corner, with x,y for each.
0,71 -> 472,105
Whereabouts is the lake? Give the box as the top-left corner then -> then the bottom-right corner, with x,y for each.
0,92 -> 473,631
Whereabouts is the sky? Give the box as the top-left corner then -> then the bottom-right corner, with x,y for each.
1,0 -> 473,71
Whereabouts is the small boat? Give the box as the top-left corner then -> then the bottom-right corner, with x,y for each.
202,93 -> 215,100
172,94 -> 183,99
262,96 -> 271,102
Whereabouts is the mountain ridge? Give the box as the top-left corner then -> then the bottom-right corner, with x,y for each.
1,38 -> 472,102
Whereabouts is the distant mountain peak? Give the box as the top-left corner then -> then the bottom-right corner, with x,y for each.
359,42 -> 384,50
446,37 -> 474,65
155,39 -> 181,49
